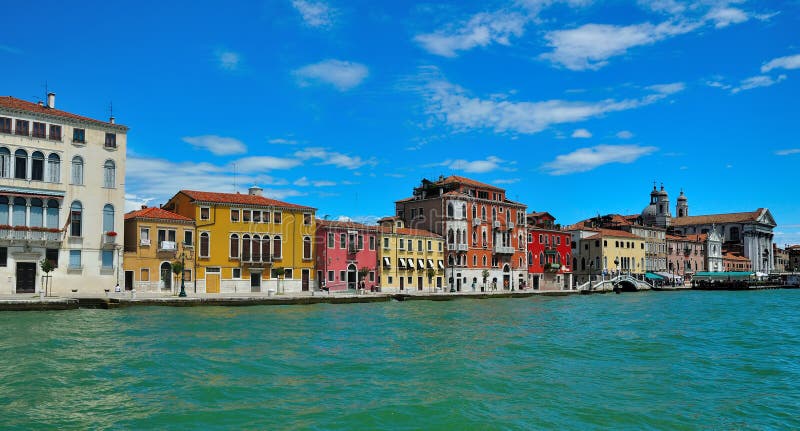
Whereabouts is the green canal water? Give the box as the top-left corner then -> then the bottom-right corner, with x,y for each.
2,290 -> 799,430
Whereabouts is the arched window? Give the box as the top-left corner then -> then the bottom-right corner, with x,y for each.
447,203 -> 454,218
47,154 -> 60,182
262,235 -> 271,261
472,231 -> 477,246
481,206 -> 486,220
103,160 -> 115,188
472,204 -> 477,219
252,235 -> 261,262
581,257 -> 586,270
482,230 -> 487,246
31,151 -> 44,181
447,229 -> 454,244
273,235 -> 282,258
71,156 -> 84,185
448,255 -> 454,265
230,234 -> 240,259
30,198 -> 43,227
461,204 -> 466,219
12,197 -> 26,226
303,236 -> 312,259
14,149 -> 27,179
482,255 -> 487,266
200,232 -> 210,257
518,233 -> 524,249
0,196 -> 7,224
0,147 -> 10,177
102,204 -> 114,233
46,199 -> 59,228
70,201 -> 82,236
492,207 -> 497,221
473,255 -> 477,266
539,252 -> 544,265
242,234 -> 251,261
527,251 -> 533,265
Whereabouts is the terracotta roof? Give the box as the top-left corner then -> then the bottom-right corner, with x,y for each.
0,96 -> 125,128
124,206 -> 193,222
528,211 -> 555,219
380,226 -> 441,238
179,190 -> 314,210
685,233 -> 709,242
438,175 -> 503,191
317,220 -> 378,230
586,228 -> 643,240
671,209 -> 766,226
666,234 -> 703,242
723,253 -> 750,262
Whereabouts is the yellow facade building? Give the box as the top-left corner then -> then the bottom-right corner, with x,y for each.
377,217 -> 444,292
163,187 -> 316,294
576,228 -> 646,282
123,206 -> 195,293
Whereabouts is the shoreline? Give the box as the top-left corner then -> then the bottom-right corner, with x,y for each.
1,284 -> 798,311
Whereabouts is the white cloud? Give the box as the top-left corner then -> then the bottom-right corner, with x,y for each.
294,147 -> 377,169
215,50 -> 241,71
414,10 -> 527,57
572,128 -> 592,138
776,149 -> 800,156
429,156 -> 514,174
268,138 -> 299,145
540,21 -> 700,70
294,176 -> 310,186
234,156 -> 302,173
731,74 -> 786,93
761,54 -> 800,73
638,0 -> 685,15
421,73 -> 684,135
542,144 -> 658,175
294,59 -> 368,91
313,180 -> 336,187
493,178 -> 520,184
291,0 -> 335,28
616,130 -> 634,139
293,176 -> 336,187
182,135 -> 247,155
705,7 -> 749,28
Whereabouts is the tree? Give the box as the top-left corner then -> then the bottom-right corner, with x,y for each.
358,267 -> 370,291
482,269 -> 490,291
40,258 -> 54,296
171,260 -> 184,295
272,266 -> 287,294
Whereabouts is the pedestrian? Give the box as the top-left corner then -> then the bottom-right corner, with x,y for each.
114,283 -> 121,293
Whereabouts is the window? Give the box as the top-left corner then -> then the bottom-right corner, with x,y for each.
184,230 -> 193,246
303,236 -> 312,259
274,211 -> 282,224
102,250 -> 114,268
261,235 -> 271,261
242,235 -> 251,261
230,234 -> 240,258
73,128 -> 85,143
328,271 -> 334,281
0,247 -> 7,266
340,271 -> 346,281
47,154 -> 60,182
69,250 -> 81,269
70,201 -> 82,237
71,156 -> 84,185
103,160 -> 115,188
438,242 -> 442,252
14,149 -> 27,179
407,240 -> 413,251
31,151 -> 44,181
327,232 -> 334,248
383,237 -> 389,249
340,233 -> 346,249
43,248 -> 58,268
0,147 -> 9,177
243,210 -> 251,222
233,268 -> 241,279
369,236 -> 375,250
141,268 -> 150,281
262,211 -> 270,223
358,235 -> 364,250
369,272 -> 375,282
0,117 -> 10,133
200,207 -> 210,220
304,213 -> 312,225
253,211 -> 261,223
49,125 -> 61,141
418,240 -> 423,251
30,199 -> 43,227
184,270 -> 192,282
105,133 -> 117,148
273,236 -> 282,258
15,119 -> 29,136
200,232 -> 210,257
102,204 -> 114,233
140,227 -> 150,245
32,122 -> 46,138
428,240 -> 432,251
230,209 -> 240,222
399,239 -> 405,250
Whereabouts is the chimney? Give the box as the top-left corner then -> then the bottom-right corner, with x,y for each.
46,92 -> 55,109
141,205 -> 147,210
248,185 -> 263,196
109,116 -> 115,124
38,101 -> 44,107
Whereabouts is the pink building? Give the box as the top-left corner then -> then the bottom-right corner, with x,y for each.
666,234 -> 706,280
315,220 -> 379,291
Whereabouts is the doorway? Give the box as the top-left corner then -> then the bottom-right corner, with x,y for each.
399,276 -> 404,291
250,272 -> 262,292
502,264 -> 511,290
347,264 -> 357,290
302,269 -> 310,291
417,276 -> 423,291
160,262 -> 172,291
16,262 -> 36,293
124,270 -> 134,291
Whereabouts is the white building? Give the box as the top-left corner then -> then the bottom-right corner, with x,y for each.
0,94 -> 127,295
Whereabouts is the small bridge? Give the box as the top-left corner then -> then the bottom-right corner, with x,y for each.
578,274 -> 652,293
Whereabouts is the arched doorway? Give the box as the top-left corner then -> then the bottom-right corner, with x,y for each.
347,263 -> 357,290
502,264 -> 510,290
160,262 -> 172,291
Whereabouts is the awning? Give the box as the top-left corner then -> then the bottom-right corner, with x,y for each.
383,257 -> 391,268
427,259 -> 435,269
645,272 -> 664,280
655,272 -> 680,280
406,258 -> 415,269
438,260 -> 445,269
417,259 -> 425,269
398,259 -> 406,269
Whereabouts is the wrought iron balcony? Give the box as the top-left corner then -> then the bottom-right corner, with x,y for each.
493,245 -> 514,254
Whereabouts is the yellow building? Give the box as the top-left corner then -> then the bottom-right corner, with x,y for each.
576,228 -> 646,282
163,187 -> 316,294
123,206 -> 195,293
377,217 -> 444,292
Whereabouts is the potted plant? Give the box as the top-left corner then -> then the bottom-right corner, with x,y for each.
171,260 -> 184,295
481,269 -> 490,292
40,258 -> 54,297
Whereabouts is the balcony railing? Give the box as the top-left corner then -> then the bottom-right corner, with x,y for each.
0,227 -> 62,243
103,233 -> 118,246
140,239 -> 151,246
493,245 -> 515,254
159,241 -> 177,251
507,221 -> 515,230
457,244 -> 468,252
472,218 -> 482,226
493,220 -> 501,229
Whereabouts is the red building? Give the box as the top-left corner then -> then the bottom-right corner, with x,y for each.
315,220 -> 379,291
527,212 -> 573,290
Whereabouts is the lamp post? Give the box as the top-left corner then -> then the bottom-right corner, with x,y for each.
179,251 -> 188,297
614,257 -> 620,278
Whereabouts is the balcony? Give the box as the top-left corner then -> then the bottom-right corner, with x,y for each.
347,245 -> 358,254
493,220 -> 501,229
494,245 -> 515,254
447,244 -> 457,251
544,263 -> 561,272
0,226 -> 62,244
103,232 -> 118,246
159,241 -> 177,251
457,244 -> 468,252
140,239 -> 151,246
507,221 -> 515,230
472,218 -> 482,226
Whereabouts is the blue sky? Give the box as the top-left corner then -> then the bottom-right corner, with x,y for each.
2,0 -> 799,244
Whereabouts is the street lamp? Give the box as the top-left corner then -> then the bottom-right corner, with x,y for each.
614,257 -> 620,277
179,250 -> 188,297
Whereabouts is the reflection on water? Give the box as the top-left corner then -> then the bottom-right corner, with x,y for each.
2,291 -> 800,430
